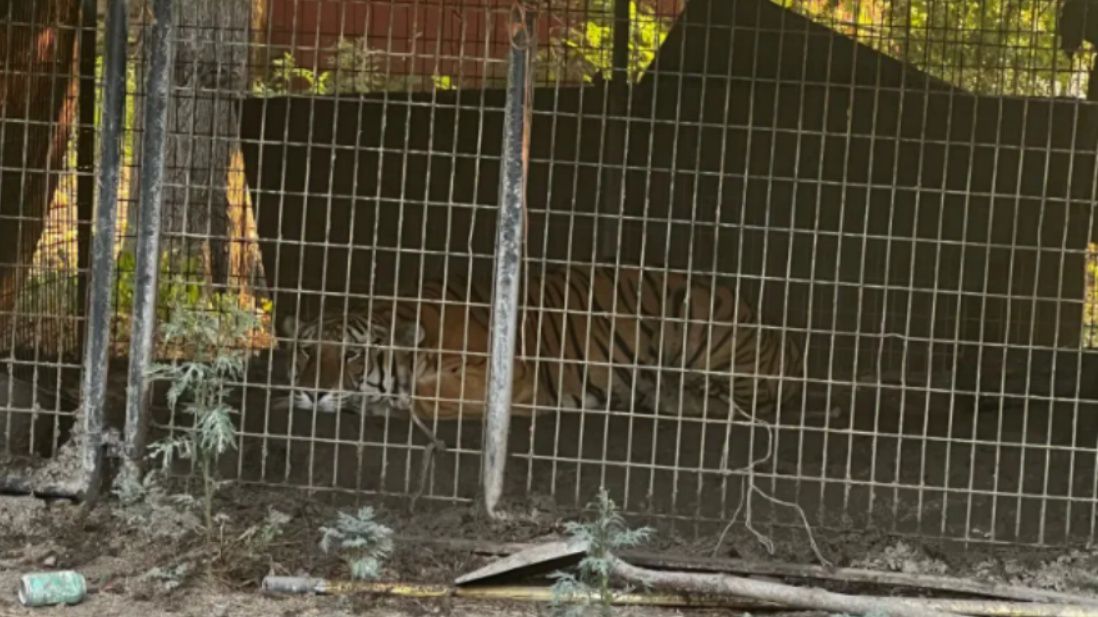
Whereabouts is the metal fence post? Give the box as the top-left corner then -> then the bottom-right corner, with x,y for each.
80,0 -> 127,502
481,2 -> 535,518
76,0 -> 97,327
122,0 -> 174,480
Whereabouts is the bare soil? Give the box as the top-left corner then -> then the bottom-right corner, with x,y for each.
1,471 -> 1097,617
5,354 -> 1098,614
0,487 -> 730,617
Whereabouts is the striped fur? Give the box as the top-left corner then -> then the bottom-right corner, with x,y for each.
521,265 -> 803,417
280,265 -> 803,421
280,278 -> 543,421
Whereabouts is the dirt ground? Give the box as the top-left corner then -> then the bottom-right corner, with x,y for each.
0,485 -> 738,617
5,350 -> 1098,615
2,468 -> 1098,617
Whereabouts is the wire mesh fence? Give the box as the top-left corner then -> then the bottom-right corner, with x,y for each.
6,0 -> 1098,555
226,0 -> 1098,548
0,0 -> 95,463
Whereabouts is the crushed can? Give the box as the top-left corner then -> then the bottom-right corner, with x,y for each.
18,570 -> 87,607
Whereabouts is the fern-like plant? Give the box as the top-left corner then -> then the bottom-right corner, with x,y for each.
319,506 -> 394,580
147,294 -> 262,531
549,488 -> 654,617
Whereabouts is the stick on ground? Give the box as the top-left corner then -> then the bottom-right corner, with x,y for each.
608,554 -> 962,617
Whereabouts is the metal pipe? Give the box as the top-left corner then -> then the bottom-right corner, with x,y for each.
80,0 -> 127,504
482,2 -> 535,518
122,0 -> 174,479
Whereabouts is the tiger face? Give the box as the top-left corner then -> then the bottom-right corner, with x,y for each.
279,313 -> 425,415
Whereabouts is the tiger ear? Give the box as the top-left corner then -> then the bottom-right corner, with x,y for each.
394,323 -> 426,348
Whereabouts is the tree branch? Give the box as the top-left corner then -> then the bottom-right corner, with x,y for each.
608,554 -> 962,617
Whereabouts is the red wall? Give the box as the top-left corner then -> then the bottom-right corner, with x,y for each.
263,0 -> 685,84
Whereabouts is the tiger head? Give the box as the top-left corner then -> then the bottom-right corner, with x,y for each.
279,312 -> 426,415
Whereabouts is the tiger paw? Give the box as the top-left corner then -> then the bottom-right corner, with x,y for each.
395,392 -> 415,412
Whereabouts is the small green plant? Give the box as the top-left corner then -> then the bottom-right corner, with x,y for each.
549,488 -> 654,617
251,38 -> 456,96
146,294 -> 261,532
432,74 -> 457,90
110,249 -> 273,356
243,507 -> 292,549
318,506 -> 394,580
112,249 -> 206,319
252,51 -> 334,95
536,0 -> 673,85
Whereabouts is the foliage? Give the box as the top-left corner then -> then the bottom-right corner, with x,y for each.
318,506 -> 394,580
432,74 -> 457,90
549,488 -> 654,617
113,250 -> 204,319
252,51 -> 334,95
146,294 -> 262,531
777,0 -> 1086,97
537,0 -> 675,84
850,540 -> 949,575
111,249 -> 273,354
329,38 -> 395,93
239,0 -> 1077,95
252,41 -> 455,96
251,0 -> 673,93
974,546 -> 1098,593
243,507 -> 292,549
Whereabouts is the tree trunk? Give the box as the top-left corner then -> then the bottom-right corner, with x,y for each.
148,0 -> 249,290
0,0 -> 81,326
173,0 -> 249,289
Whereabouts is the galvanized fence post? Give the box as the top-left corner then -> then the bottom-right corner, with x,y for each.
76,0 -> 97,323
482,2 -> 535,517
122,0 -> 174,480
80,0 -> 127,501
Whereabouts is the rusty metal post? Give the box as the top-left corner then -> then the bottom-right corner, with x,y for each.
482,2 -> 535,518
80,0 -> 127,502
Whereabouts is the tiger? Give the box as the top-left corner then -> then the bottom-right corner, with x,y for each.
279,264 -> 803,425
520,264 -> 803,419
278,278 -> 541,426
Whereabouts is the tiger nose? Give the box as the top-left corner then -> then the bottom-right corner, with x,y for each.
293,390 -> 338,413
